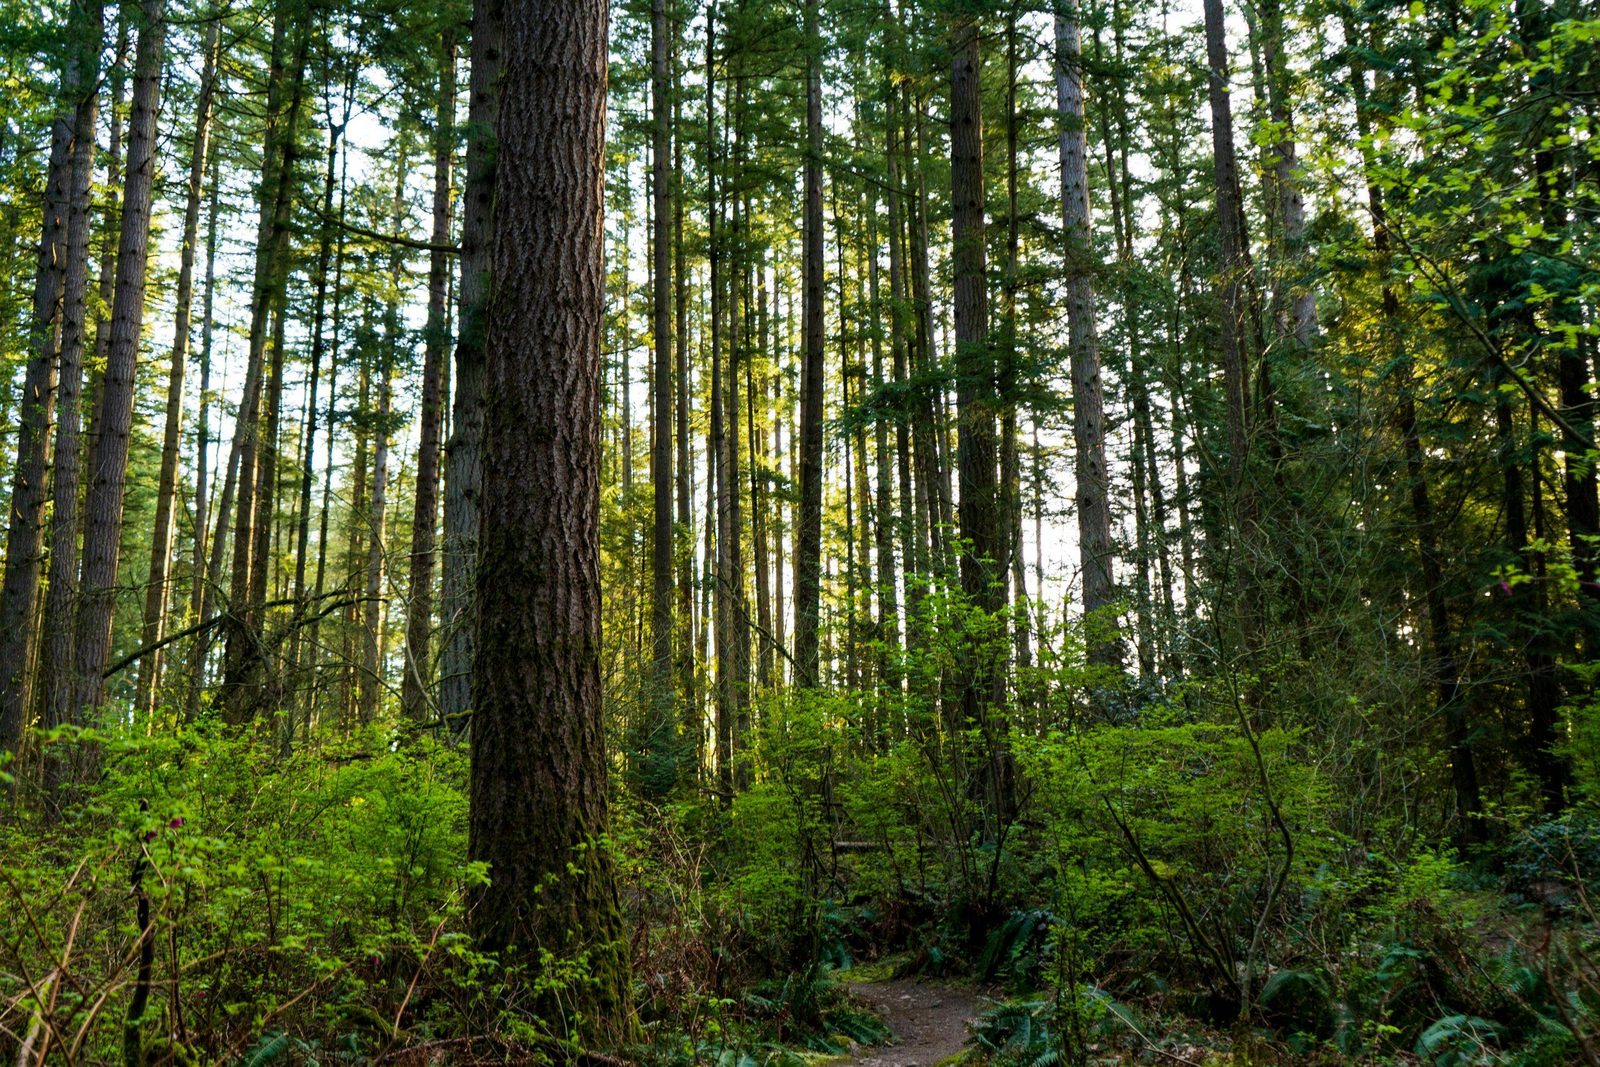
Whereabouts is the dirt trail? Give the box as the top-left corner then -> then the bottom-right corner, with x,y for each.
839,980 -> 983,1067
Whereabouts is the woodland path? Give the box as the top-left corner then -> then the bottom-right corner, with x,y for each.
840,979 -> 984,1067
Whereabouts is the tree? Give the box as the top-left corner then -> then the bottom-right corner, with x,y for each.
401,28 -> 457,724
467,0 -> 632,1045
66,0 -> 166,758
792,0 -> 825,688
0,0 -> 100,752
643,0 -> 677,790
1055,0 -> 1120,670
440,0 -> 502,729
135,15 -> 220,722
949,10 -> 1009,833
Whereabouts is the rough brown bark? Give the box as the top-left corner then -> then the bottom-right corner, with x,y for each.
950,15 -> 1010,832
467,1 -> 632,1044
645,0 -> 677,781
0,1 -> 98,751
440,0 -> 501,729
67,0 -> 165,742
34,29 -> 102,770
793,0 -> 825,688
1055,0 -> 1121,670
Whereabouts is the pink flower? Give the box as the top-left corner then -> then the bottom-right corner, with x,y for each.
144,831 -> 157,843
1498,581 -> 1513,596
169,818 -> 184,829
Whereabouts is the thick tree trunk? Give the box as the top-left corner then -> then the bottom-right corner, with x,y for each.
950,15 -> 1011,834
34,32 -> 102,770
467,0 -> 632,1044
81,16 -> 128,499
135,19 -> 219,722
64,0 -> 165,760
402,33 -> 457,724
0,2 -> 98,751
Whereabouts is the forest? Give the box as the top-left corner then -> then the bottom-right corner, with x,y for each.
0,0 -> 1598,1063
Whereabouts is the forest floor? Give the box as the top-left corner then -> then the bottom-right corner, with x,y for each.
838,979 -> 984,1066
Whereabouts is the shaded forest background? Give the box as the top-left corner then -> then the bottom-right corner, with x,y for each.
1,0 -> 1598,1063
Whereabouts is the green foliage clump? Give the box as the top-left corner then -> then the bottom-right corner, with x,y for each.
0,723 -> 489,1064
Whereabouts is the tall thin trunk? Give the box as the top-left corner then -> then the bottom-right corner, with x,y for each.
1203,0 -> 1251,488
672,9 -> 697,744
440,0 -> 502,729
218,11 -> 308,720
751,265 -> 774,690
360,165 -> 406,725
402,31 -> 457,724
290,57 -> 354,735
867,159 -> 900,693
645,0 -> 676,779
793,0 -> 825,688
64,0 -> 165,757
1057,1 -> 1120,669
135,18 -> 219,721
185,153 -> 222,719
1256,0 -> 1315,350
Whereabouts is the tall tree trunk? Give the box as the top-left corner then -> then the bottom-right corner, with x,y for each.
1056,0 -> 1120,670
1002,13 -> 1031,686
34,21 -> 102,770
793,0 -> 825,688
645,0 -> 677,784
82,15 -> 128,498
751,265 -> 774,691
64,0 -> 165,769
218,12 -> 308,720
440,0 -> 502,730
866,162 -> 900,695
185,153 -> 222,719
0,0 -> 98,752
467,0 -> 632,1043
289,58 -> 354,736
402,31 -> 457,724
950,14 -> 1010,835
1256,0 -> 1316,350
135,18 -> 219,722
360,166 -> 407,726
1202,0 -> 1252,504
673,12 -> 697,747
